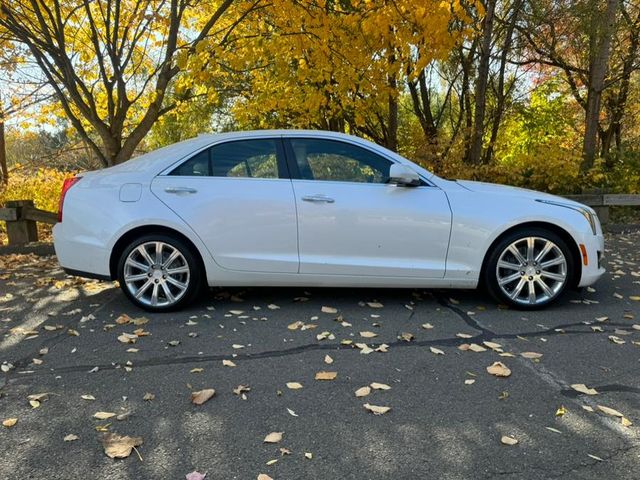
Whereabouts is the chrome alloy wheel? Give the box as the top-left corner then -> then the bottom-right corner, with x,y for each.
495,236 -> 567,306
123,241 -> 191,307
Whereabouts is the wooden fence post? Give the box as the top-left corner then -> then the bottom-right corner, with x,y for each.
5,200 -> 39,244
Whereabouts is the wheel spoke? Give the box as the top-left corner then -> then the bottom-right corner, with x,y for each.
509,278 -> 527,299
163,250 -> 180,268
126,258 -> 149,272
541,257 -> 564,269
150,283 -> 159,306
536,277 -> 554,297
155,242 -> 164,265
535,241 -> 553,263
166,276 -> 187,291
125,272 -> 149,282
498,260 -> 520,271
161,283 -> 176,303
508,245 -> 527,266
499,272 -> 522,286
526,237 -> 535,262
166,266 -> 189,275
137,245 -> 155,266
540,270 -> 566,282
527,280 -> 536,304
134,279 -> 153,299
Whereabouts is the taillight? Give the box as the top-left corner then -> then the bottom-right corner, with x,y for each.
58,176 -> 82,222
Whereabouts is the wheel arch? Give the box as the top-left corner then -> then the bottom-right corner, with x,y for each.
109,225 -> 207,281
480,221 -> 582,288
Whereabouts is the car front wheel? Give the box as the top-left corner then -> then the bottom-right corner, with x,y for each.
483,228 -> 574,309
117,234 -> 202,311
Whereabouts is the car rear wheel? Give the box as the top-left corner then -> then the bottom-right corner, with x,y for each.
117,234 -> 202,311
483,228 -> 574,309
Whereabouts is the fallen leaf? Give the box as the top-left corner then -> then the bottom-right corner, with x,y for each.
571,384 -> 598,395
483,341 -> 503,351
487,362 -> 511,377
191,389 -> 215,405
500,435 -> 518,446
286,408 -> 298,417
421,323 -> 434,329
233,385 -> 250,399
370,382 -> 391,390
597,405 -> 624,417
81,394 -> 96,401
556,406 -> 567,416
222,360 -> 236,367
355,386 -> 371,397
102,433 -> 143,459
286,382 -> 303,390
190,368 -> 204,374
398,332 -> 414,342
321,306 -> 337,314
621,417 -> 633,427
143,393 -> 155,401
359,331 -> 378,338
456,333 -> 473,339
366,302 -> 384,308
304,452 -> 313,459
545,427 -> 562,434
464,379 -> 475,385
315,371 -> 337,381
430,347 -> 445,355
94,412 -> 116,420
257,474 -> 273,480
608,336 -> 625,345
324,355 -> 333,364
468,343 -> 487,352
64,434 -> 79,442
588,454 -> 604,462
363,403 -> 391,415
185,471 -> 207,480
263,432 -> 283,443
2,418 -> 17,428
520,352 -> 543,359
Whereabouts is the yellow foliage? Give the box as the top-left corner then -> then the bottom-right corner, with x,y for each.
0,168 -> 71,212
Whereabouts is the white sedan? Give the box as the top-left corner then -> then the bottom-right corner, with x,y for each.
53,130 -> 605,311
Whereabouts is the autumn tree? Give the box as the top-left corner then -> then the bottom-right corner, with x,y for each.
0,0 -> 262,167
212,0 -> 478,152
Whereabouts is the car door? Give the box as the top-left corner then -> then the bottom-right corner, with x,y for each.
285,137 -> 452,278
151,137 -> 299,273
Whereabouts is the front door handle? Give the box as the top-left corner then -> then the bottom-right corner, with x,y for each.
165,187 -> 197,195
302,195 -> 335,204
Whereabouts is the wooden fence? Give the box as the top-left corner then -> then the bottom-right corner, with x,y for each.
1,195 -> 639,247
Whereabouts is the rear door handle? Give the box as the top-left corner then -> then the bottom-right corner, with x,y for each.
302,195 -> 335,204
165,187 -> 197,195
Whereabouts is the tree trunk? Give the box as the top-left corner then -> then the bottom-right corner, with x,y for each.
581,0 -> 618,172
0,120 -> 7,184
484,0 -> 522,164
467,0 -> 496,165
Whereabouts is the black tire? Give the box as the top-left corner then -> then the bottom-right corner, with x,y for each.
117,233 -> 203,312
482,227 -> 575,310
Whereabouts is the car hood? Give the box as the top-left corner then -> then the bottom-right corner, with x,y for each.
454,180 -> 586,208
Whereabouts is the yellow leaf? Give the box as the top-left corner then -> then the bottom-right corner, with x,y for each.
3,418 -> 17,428
315,371 -> 337,381
363,403 -> 391,415
486,362 -> 511,377
191,389 -> 215,405
263,431 -> 283,443
102,433 -> 143,459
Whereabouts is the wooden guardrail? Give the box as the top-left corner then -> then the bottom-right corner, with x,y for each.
0,200 -> 57,245
564,194 -> 640,223
0,194 -> 639,246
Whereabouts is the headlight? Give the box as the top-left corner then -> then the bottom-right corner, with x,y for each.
536,199 -> 598,235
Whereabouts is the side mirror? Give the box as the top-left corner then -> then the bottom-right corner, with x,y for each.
388,164 -> 421,187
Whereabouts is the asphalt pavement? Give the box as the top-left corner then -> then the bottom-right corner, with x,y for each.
0,232 -> 639,480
